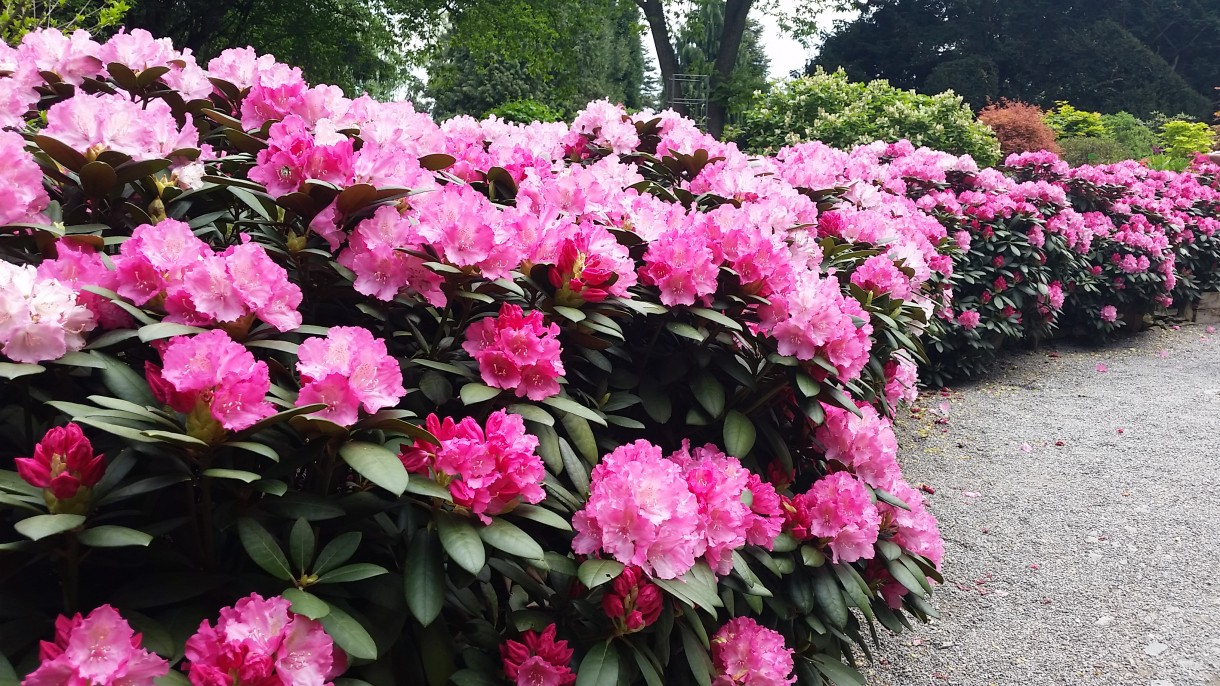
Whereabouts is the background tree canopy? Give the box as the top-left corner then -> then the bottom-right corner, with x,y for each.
814,0 -> 1219,118
425,0 -> 647,121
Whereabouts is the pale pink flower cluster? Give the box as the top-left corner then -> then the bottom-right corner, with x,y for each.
38,241 -> 133,329
759,271 -> 873,380
43,93 -> 199,161
153,330 -> 273,431
572,440 -> 781,579
851,253 -> 915,300
295,326 -> 406,426
572,440 -> 702,579
462,303 -> 565,401
711,617 -> 796,686
336,205 -> 444,304
0,131 -> 49,226
816,404 -> 902,491
883,353 -> 920,407
184,593 -> 343,686
880,480 -> 945,568
15,28 -> 103,85
398,410 -> 546,523
22,605 -> 168,686
0,262 -> 95,363
113,220 -> 302,331
784,471 -> 881,564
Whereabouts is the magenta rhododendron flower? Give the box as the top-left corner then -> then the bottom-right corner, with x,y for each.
851,254 -> 914,300
571,440 -> 702,579
880,480 -> 945,568
1100,305 -> 1118,322
184,593 -> 343,686
463,303 -> 565,401
249,115 -> 355,196
711,617 -> 795,686
23,605 -> 168,686
956,310 -> 981,330
15,422 -> 104,514
639,222 -> 721,307
499,624 -> 575,686
671,442 -> 779,574
398,410 -> 545,522
785,472 -> 881,564
600,565 -> 663,634
883,354 -> 920,407
295,326 -> 405,426
158,330 -> 274,431
0,262 -> 95,364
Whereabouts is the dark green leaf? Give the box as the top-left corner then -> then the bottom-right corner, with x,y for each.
339,441 -> 409,496
436,510 -> 485,575
510,504 -> 572,531
317,563 -> 389,584
577,559 -> 624,589
314,532 -> 361,575
809,656 -> 864,686
289,518 -> 315,574
459,382 -> 501,405
282,588 -> 330,619
14,514 -> 85,541
814,566 -> 850,629
202,468 -> 260,483
318,602 -> 378,660
478,518 -> 544,561
404,530 -> 445,626
574,641 -> 621,686
679,624 -> 713,686
542,395 -> 607,427
78,525 -> 152,548
722,410 -> 756,458
559,412 -> 598,464
691,372 -> 725,418
237,518 -> 293,581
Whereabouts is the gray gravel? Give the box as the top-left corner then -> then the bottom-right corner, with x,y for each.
865,324 -> 1220,686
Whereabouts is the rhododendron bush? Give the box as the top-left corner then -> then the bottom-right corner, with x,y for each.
0,28 -> 948,686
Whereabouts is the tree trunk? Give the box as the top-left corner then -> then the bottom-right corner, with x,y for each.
636,0 -> 684,114
707,0 -> 754,138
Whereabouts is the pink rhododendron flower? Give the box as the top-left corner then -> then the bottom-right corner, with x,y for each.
15,422 -> 104,514
639,225 -> 721,307
572,440 -> 702,579
1100,305 -> 1118,323
784,472 -> 881,564
957,310 -> 981,330
336,205 -> 445,305
398,410 -> 545,522
249,115 -> 355,196
184,593 -> 343,686
499,624 -> 575,686
158,330 -> 274,431
883,353 -> 920,407
295,326 -> 405,426
816,404 -> 902,491
463,303 -> 565,401
16,28 -> 102,85
114,221 -> 302,331
38,241 -> 133,329
600,566 -> 663,634
0,130 -> 49,226
24,605 -> 168,686
878,480 -> 945,568
850,254 -> 913,300
669,442 -> 758,575
0,262 -> 95,363
44,93 -> 198,161
711,617 -> 795,686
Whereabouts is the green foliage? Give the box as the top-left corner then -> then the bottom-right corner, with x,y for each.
1100,112 -> 1157,159
486,99 -> 565,124
426,0 -> 646,120
1044,102 -> 1106,139
1057,137 -> 1130,167
1,0 -> 129,43
734,67 -> 1001,165
815,0 -> 1217,119
673,0 -> 769,127
1157,120 -> 1216,158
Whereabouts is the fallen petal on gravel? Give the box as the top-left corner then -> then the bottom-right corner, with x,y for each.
1096,363 -> 1109,372
1019,442 -> 1033,452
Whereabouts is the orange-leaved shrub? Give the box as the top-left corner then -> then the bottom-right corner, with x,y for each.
979,99 -> 1062,157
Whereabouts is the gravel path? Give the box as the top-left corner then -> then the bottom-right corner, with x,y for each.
866,324 -> 1220,686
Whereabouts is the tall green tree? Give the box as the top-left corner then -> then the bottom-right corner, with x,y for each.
2,0 -> 130,44
814,0 -> 1216,118
123,0 -> 460,96
673,0 -> 769,128
425,0 -> 647,120
634,0 -> 863,138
